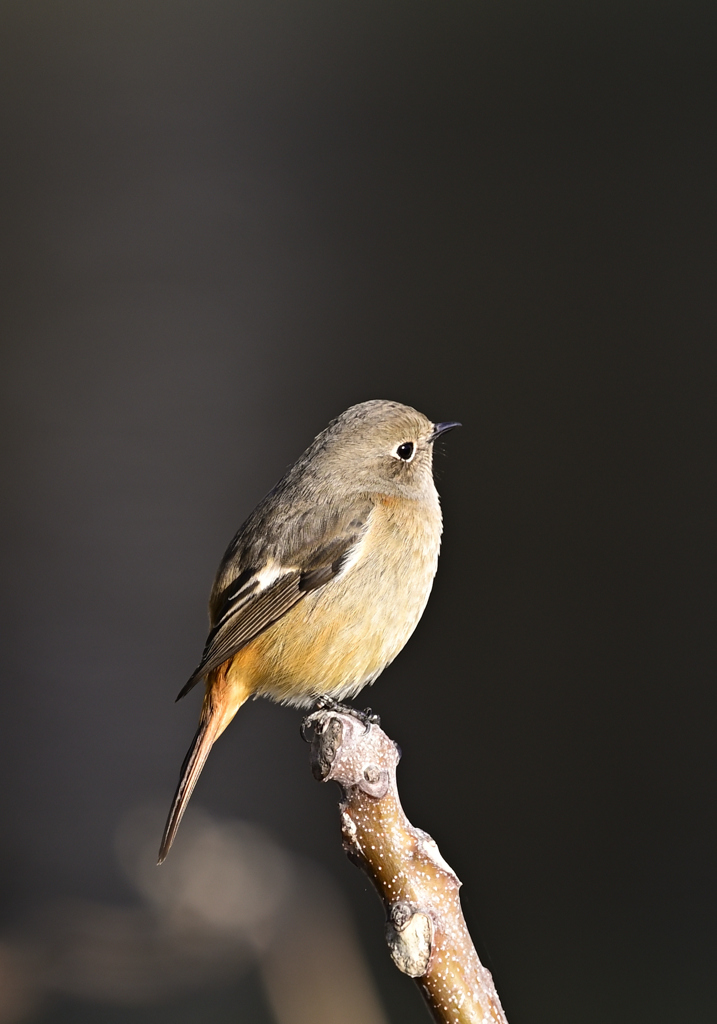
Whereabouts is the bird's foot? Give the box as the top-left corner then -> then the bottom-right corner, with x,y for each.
301,697 -> 380,741
315,696 -> 380,728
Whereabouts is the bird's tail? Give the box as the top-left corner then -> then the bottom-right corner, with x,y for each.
158,666 -> 248,864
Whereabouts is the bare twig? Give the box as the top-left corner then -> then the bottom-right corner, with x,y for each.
302,709 -> 508,1024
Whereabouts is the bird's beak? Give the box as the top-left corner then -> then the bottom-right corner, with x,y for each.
428,421 -> 461,442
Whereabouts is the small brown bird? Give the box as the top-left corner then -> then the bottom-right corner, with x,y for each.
158,400 -> 459,863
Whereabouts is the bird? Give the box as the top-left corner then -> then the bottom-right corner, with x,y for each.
158,399 -> 460,863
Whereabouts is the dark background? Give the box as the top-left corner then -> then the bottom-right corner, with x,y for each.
1,1 -> 716,1021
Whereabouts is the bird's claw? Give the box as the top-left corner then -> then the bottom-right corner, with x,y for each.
300,698 -> 380,741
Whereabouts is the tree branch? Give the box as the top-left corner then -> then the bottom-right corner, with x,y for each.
302,709 -> 508,1024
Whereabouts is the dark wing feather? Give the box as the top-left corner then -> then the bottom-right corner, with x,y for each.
299,533 -> 359,592
176,573 -> 302,700
210,567 -> 258,626
176,505 -> 372,701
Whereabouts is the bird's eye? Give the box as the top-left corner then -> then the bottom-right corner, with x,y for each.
395,441 -> 415,461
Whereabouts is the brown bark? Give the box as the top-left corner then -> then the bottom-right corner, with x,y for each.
303,709 -> 508,1024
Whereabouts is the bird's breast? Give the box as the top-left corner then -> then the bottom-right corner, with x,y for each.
229,495 -> 442,706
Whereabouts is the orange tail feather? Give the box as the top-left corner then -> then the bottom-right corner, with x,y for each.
158,665 -> 249,864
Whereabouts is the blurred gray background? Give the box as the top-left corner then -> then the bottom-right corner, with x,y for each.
1,1 -> 716,1021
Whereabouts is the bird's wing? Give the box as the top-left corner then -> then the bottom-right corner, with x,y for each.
176,503 -> 372,700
